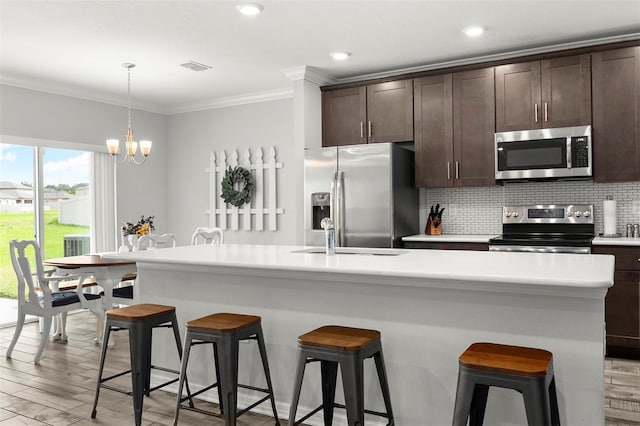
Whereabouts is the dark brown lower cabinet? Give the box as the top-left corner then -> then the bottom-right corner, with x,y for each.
593,245 -> 640,360
403,241 -> 488,251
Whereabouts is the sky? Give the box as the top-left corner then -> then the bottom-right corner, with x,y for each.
0,143 -> 90,186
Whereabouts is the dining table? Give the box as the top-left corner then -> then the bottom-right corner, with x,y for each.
44,254 -> 137,341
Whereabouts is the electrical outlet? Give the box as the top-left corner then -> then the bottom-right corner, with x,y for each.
633,200 -> 640,215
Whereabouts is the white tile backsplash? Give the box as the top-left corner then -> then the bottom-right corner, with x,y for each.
419,181 -> 640,236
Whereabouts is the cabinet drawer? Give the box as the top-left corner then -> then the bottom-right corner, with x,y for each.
593,246 -> 640,270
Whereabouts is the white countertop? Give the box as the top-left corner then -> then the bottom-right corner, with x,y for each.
593,236 -> 640,246
105,244 -> 614,296
402,234 -> 496,243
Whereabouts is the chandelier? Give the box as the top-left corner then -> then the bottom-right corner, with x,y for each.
106,63 -> 152,165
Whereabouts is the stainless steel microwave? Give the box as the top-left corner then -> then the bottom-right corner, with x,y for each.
495,125 -> 592,181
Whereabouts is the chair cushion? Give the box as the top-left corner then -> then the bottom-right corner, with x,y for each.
112,286 -> 134,299
51,291 -> 101,307
98,286 -> 134,299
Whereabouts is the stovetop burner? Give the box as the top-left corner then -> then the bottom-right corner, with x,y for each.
489,204 -> 595,254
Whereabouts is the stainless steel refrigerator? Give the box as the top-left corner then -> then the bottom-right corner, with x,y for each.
304,143 -> 418,248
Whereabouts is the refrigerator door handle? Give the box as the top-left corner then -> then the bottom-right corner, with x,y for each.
335,170 -> 345,247
330,172 -> 337,227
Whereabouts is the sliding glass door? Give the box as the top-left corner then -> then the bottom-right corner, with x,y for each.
42,147 -> 92,259
0,143 -> 92,300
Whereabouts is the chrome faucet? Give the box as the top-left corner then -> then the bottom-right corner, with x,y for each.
320,217 -> 336,256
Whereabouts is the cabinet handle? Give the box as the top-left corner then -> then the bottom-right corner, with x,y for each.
544,102 -> 548,122
534,103 -> 539,123
368,121 -> 372,138
447,162 -> 451,180
360,122 -> 364,139
455,161 -> 459,180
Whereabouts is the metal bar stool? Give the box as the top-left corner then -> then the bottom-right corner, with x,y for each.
288,325 -> 394,426
91,303 -> 193,426
173,312 -> 279,426
453,342 -> 561,426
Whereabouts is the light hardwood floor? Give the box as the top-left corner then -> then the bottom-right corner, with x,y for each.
0,311 -> 639,425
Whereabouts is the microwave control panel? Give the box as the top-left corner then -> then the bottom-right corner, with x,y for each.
571,136 -> 589,168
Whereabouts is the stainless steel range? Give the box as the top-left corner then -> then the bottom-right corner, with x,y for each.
489,204 -> 595,254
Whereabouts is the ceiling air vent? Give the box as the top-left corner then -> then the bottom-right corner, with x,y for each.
180,61 -> 212,72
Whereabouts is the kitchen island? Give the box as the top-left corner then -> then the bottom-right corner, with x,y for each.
105,245 -> 614,425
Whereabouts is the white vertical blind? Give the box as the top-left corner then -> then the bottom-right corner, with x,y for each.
91,153 -> 116,252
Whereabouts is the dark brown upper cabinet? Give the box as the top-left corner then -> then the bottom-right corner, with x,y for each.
592,46 -> 640,183
414,68 -> 495,188
495,54 -> 591,131
322,80 -> 413,147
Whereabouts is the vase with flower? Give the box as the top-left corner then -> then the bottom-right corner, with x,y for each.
120,215 -> 155,252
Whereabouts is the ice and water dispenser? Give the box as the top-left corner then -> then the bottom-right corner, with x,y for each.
311,192 -> 331,230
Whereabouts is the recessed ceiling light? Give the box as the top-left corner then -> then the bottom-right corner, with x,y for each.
330,52 -> 351,61
237,3 -> 263,16
463,26 -> 484,37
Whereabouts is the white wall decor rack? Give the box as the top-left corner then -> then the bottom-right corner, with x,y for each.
206,146 -> 284,231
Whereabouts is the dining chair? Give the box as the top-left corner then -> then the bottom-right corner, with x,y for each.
135,233 -> 177,251
190,227 -> 224,245
6,239 -> 103,363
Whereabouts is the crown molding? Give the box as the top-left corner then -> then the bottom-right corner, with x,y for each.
167,87 -> 293,115
0,75 -> 165,114
283,66 -> 336,86
1,74 -> 294,116
334,32 -> 640,84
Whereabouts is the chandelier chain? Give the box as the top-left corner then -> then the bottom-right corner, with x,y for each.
127,66 -> 132,131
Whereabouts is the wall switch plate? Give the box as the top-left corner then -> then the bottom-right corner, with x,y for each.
633,200 -> 640,215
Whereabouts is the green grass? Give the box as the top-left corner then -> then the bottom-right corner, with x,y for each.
0,210 -> 89,299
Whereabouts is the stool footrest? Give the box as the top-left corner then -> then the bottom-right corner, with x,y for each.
181,382 -> 219,401
333,402 -> 391,420
147,377 -> 179,394
293,405 -> 324,425
100,369 -> 132,383
236,394 -> 271,417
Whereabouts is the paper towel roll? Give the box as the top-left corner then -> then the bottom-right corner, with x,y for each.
604,199 -> 617,235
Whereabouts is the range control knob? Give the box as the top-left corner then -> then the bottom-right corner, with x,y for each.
505,212 -> 511,218
513,212 -> 519,217
575,211 -> 582,217
567,211 -> 573,217
583,211 -> 591,217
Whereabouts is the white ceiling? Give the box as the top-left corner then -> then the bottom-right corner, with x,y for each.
1,0 -> 639,114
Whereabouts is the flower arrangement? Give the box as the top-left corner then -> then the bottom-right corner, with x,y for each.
122,215 -> 155,236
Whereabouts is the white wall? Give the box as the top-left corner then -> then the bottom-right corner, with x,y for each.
166,98 -> 296,245
0,85 -> 169,242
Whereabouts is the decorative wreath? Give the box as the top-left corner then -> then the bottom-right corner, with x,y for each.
221,166 -> 254,207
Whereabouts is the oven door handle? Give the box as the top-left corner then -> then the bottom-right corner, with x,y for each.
489,245 -> 591,254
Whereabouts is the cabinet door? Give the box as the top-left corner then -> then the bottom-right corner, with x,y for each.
540,54 -> 591,128
605,270 -> 640,358
495,61 -> 541,131
322,87 -> 366,147
414,74 -> 453,188
592,47 -> 640,182
366,80 -> 414,143
453,67 -> 496,187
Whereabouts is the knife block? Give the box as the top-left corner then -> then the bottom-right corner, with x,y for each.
425,216 -> 442,235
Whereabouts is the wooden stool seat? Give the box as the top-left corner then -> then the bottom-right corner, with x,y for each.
453,342 -> 560,426
459,342 -> 553,378
297,325 -> 381,351
186,312 -> 261,332
106,303 -> 175,321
